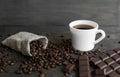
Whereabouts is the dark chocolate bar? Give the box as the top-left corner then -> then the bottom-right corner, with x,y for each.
79,55 -> 91,77
91,48 -> 120,76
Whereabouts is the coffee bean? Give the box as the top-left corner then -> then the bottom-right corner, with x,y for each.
64,73 -> 69,76
0,69 -> 4,73
63,61 -> 68,65
107,35 -> 110,38
39,72 -> 45,77
27,71 -> 31,74
46,66 -> 50,69
51,64 -> 55,68
80,52 -> 83,55
100,44 -> 103,47
15,69 -> 22,74
118,41 -> 120,44
29,67 -> 33,71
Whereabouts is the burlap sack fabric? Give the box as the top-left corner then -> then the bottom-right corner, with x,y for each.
2,32 -> 48,56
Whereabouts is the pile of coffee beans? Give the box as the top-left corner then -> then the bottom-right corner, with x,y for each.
15,40 -> 79,75
0,44 -> 17,73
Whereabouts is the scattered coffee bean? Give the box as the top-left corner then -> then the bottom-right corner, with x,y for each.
60,35 -> 64,38
0,68 -> 4,73
39,72 -> 45,77
118,41 -> 120,44
0,35 -> 2,38
107,35 -> 110,38
100,44 -> 103,47
15,69 -> 23,74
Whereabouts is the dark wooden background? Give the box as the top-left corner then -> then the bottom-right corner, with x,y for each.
0,0 -> 120,34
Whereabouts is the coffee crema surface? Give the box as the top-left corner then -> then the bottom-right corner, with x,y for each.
73,24 -> 94,30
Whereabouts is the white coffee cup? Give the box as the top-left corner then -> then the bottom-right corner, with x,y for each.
69,20 -> 106,51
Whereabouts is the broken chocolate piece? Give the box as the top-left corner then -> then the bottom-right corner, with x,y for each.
107,51 -> 116,57
91,58 -> 102,65
64,63 -> 75,73
105,58 -> 115,65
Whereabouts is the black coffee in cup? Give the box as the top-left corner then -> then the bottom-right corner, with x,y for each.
74,24 -> 94,30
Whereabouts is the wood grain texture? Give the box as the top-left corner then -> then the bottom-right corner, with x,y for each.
0,0 -> 118,27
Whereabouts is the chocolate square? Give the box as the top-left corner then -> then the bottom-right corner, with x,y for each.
94,69 -> 104,75
109,71 -> 119,77
104,66 -> 113,75
79,55 -> 88,60
94,76 -> 105,77
116,68 -> 120,74
93,69 -> 105,77
100,54 -> 109,61
79,60 -> 89,66
91,58 -> 102,65
79,65 -> 89,71
97,62 -> 107,69
112,54 -> 120,61
117,60 -> 120,64
79,71 -> 90,77
107,51 -> 116,57
114,48 -> 120,54
110,63 -> 120,70
105,58 -> 115,65
64,63 -> 75,73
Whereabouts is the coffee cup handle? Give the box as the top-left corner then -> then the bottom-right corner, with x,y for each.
94,29 -> 106,44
